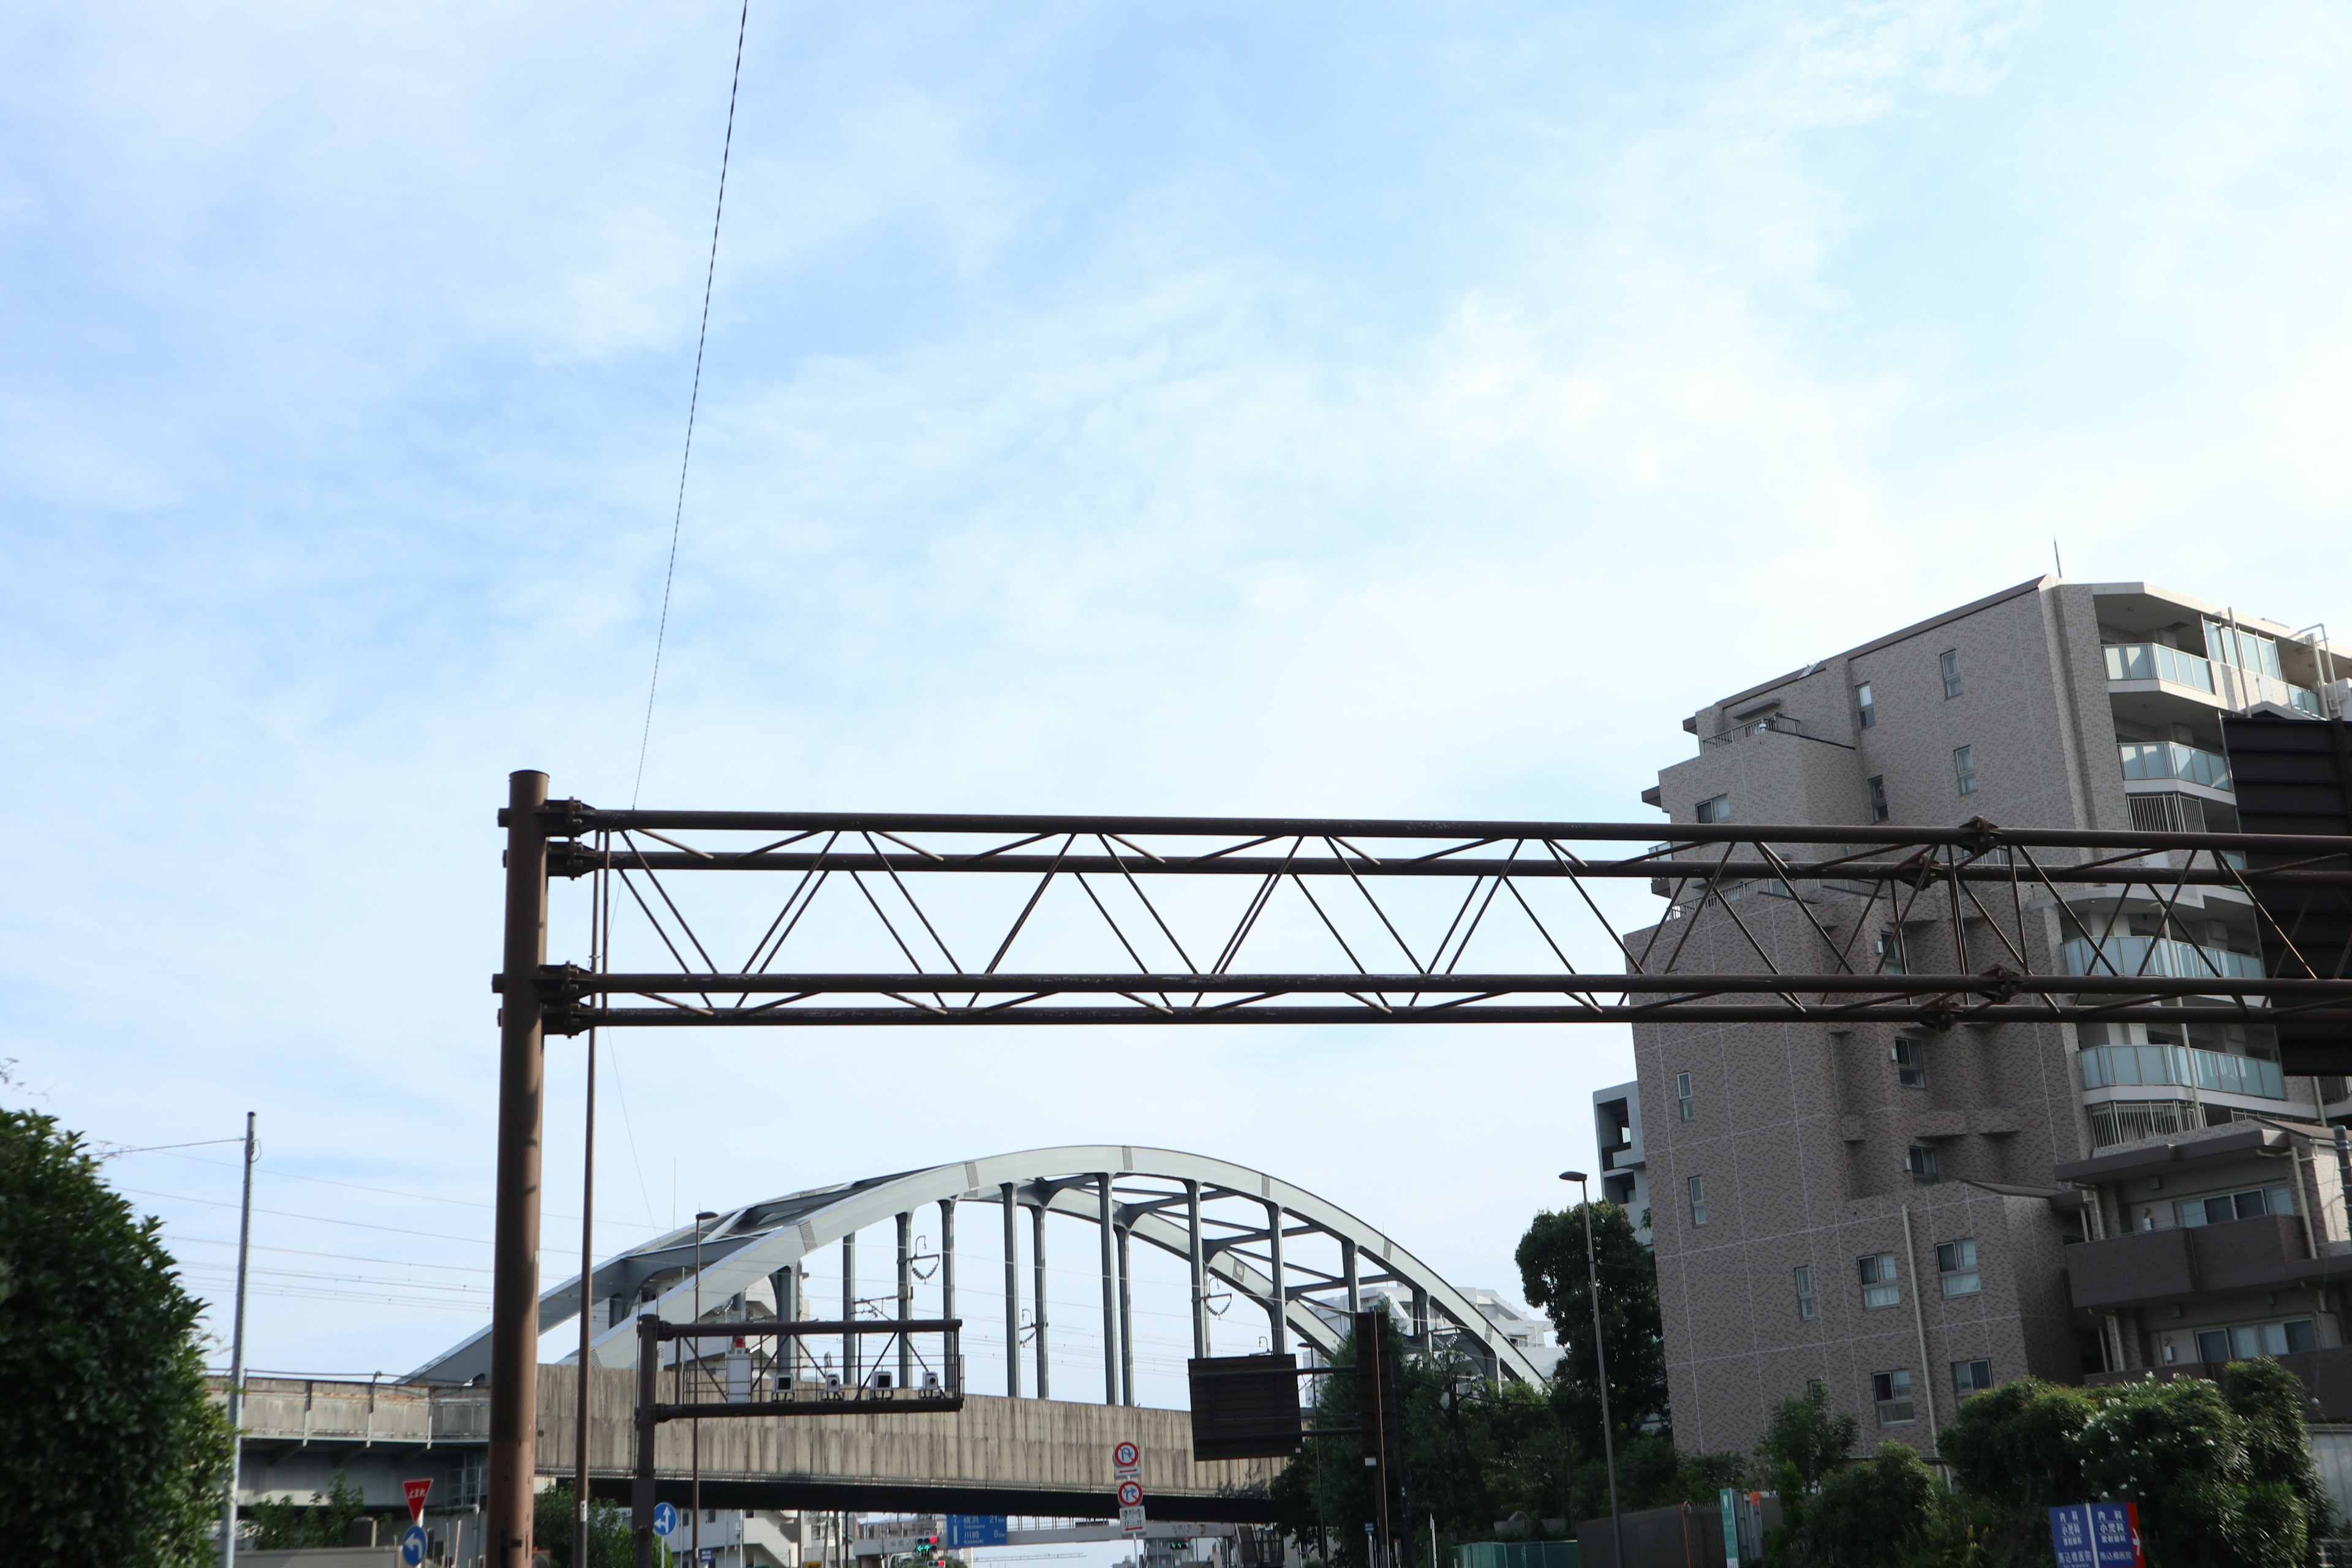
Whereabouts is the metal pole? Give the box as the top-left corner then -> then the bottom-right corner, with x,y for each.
1098,1173 -> 1119,1404
1117,1224 -> 1135,1407
1900,1207 -> 1939,1434
219,1111 -> 256,1568
2334,1125 -> 2352,1243
490,769 -> 551,1568
1562,1173 -> 1621,1568
897,1212 -> 914,1389
1031,1202 -> 1050,1398
843,1232 -> 858,1389
1185,1180 -> 1207,1360
575,1027 -> 598,1568
633,1313 -> 658,1568
695,1213 -> 713,1563
1001,1185 -> 1022,1398
1343,1237 -> 1360,1315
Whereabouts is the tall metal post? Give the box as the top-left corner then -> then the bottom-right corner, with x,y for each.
489,769 -> 550,1568
939,1199 -> 957,1390
1031,1203 -> 1051,1398
771,1267 -> 797,1385
1097,1174 -> 1119,1404
574,1029 -> 597,1568
1116,1225 -> 1135,1406
1342,1237 -> 1360,1315
1265,1199 -> 1287,1354
1000,1185 -> 1022,1398
693,1212 -> 715,1562
632,1313 -> 658,1568
897,1212 -> 914,1389
219,1111 -> 256,1568
1185,1180 -> 1207,1360
1562,1173 -> 1621,1568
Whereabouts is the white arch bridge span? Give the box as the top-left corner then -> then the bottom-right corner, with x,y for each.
415,1146 -> 1540,1518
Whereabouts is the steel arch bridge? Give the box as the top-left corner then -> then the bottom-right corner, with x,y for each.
418,1145 -> 1545,1394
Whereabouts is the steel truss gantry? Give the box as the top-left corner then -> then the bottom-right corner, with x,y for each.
480,772 -> 2352,1568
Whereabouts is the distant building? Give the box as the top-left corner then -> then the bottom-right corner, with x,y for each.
1458,1287 -> 1564,1379
1591,1080 -> 1651,1246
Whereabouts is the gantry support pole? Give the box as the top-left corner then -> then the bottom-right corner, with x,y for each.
632,1312 -> 658,1568
1098,1173 -> 1119,1405
1000,1184 -> 1022,1397
940,1198 -> 957,1392
1343,1237 -> 1360,1315
490,769 -> 549,1568
842,1234 -> 858,1389
1186,1180 -> 1206,1359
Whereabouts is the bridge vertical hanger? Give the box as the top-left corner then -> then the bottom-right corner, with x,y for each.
1000,1183 -> 1021,1398
896,1212 -> 913,1389
1265,1199 -> 1286,1354
940,1197 -> 957,1389
1031,1202 -> 1050,1398
1117,1223 -> 1136,1406
1098,1174 -> 1118,1404
840,1234 -> 856,1388
1186,1180 -> 1207,1360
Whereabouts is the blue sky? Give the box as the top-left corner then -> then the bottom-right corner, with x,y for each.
4,1 -> 2351,1391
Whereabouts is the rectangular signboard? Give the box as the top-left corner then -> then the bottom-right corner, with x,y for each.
946,1517 -> 1009,1549
2048,1503 -> 2143,1568
1120,1507 -> 1146,1537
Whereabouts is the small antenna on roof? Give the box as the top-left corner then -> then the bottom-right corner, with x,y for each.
2052,539 -> 2064,579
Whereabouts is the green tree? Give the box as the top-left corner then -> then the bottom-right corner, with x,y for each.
535,1482 -> 638,1568
0,1107 -> 235,1566
249,1471 -> 368,1550
1516,1202 -> 1669,1463
1754,1385 -> 1858,1494
1775,1444 -> 1962,1568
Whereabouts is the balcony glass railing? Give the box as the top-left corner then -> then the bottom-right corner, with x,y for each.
2078,1043 -> 2285,1101
2064,935 -> 2264,983
2119,741 -> 2233,791
2106,643 -> 2217,692
2105,642 -> 2320,714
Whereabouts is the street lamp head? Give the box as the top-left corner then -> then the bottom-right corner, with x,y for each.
695,1210 -> 719,1221
1560,1170 -> 1588,1184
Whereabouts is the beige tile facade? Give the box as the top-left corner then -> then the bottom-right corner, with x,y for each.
1628,576 -> 2350,1458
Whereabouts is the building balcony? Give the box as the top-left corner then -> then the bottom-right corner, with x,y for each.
2105,643 -> 2321,715
2063,935 -> 2265,986
2065,1213 -> 2318,1311
2119,740 -> 2233,792
2078,1042 -> 2284,1100
2086,1345 -> 2352,1420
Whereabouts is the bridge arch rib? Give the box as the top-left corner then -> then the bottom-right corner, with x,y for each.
415,1145 -> 1544,1392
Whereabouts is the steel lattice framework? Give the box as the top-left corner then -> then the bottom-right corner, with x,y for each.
512,804 -> 2352,1030
478,774 -> 2352,1568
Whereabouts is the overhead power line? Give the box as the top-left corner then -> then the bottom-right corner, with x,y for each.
631,0 -> 752,807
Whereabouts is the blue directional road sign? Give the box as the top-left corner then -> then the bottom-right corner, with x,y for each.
652,1502 -> 679,1538
946,1517 -> 1008,1549
401,1525 -> 428,1567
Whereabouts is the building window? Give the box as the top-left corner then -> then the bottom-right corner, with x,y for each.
1867,775 -> 1890,823
1857,683 -> 1876,729
1687,1175 -> 1708,1227
1907,1146 -> 1941,1186
1677,1071 -> 1695,1121
1872,1369 -> 1915,1423
1953,1359 -> 1994,1399
1893,1036 -> 1928,1090
1806,1378 -> 1826,1400
1859,1253 -> 1901,1310
1695,793 -> 1731,824
1937,1238 -> 1980,1296
1940,650 -> 1964,699
2196,1319 -> 2318,1363
1877,929 -> 1908,974
1795,1265 -> 1816,1320
1954,745 -> 1978,796
2173,1185 -> 2294,1228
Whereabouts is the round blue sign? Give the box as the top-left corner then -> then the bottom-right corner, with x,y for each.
651,1502 -> 679,1538
401,1525 -> 428,1567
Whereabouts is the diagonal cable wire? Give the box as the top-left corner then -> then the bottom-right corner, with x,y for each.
631,0 -> 752,807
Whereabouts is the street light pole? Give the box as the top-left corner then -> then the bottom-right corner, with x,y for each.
1561,1172 -> 1622,1568
693,1210 -> 717,1564
220,1112 -> 257,1568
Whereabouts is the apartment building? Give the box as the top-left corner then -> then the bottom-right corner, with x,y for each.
1591,1080 -> 1651,1246
1626,575 -> 2352,1458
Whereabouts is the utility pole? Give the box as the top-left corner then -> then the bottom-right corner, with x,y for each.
490,770 -> 551,1568
576,840 -> 609,1568
1560,1173 -> 1621,1568
219,1112 -> 256,1568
